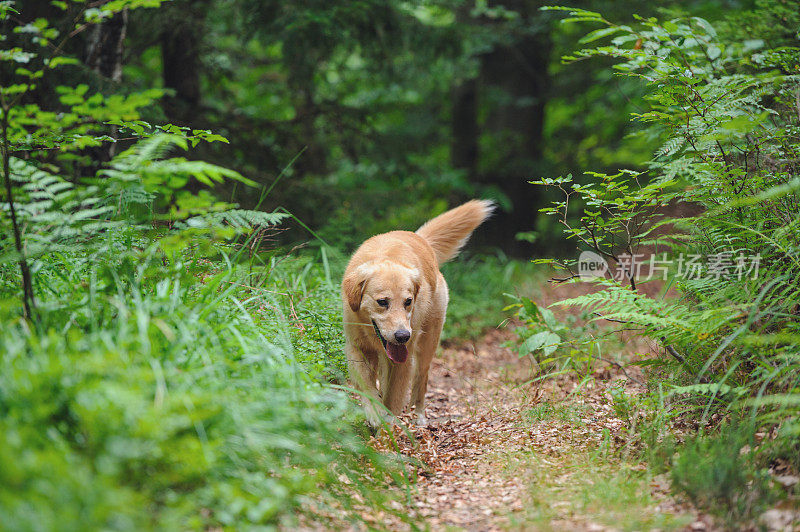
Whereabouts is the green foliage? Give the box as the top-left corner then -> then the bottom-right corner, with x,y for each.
186,0 -> 485,245
99,133 -> 255,212
529,1 -> 800,518
532,170 -> 676,283
671,426 -> 775,523
440,254 -> 545,341
0,242 -> 406,530
115,0 -> 662,250
0,3 -> 408,528
507,295 -> 612,380
510,296 -> 565,359
553,280 -> 739,356
263,251 -> 349,382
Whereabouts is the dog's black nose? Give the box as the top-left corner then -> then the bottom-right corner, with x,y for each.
394,329 -> 411,344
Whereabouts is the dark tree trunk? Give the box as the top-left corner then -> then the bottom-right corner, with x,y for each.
451,78 -> 479,180
476,1 -> 551,256
86,9 -> 128,161
86,9 -> 128,82
450,4 -> 480,180
160,1 -> 208,124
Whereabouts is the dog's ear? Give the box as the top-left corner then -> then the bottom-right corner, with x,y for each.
342,264 -> 371,312
421,260 -> 437,294
411,269 -> 422,298
410,261 -> 436,296
342,272 -> 365,312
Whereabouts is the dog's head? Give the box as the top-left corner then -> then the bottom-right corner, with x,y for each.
343,260 -> 432,363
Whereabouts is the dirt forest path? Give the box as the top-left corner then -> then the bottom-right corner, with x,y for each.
373,329 -> 715,531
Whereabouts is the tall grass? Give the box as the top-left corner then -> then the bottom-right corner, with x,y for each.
0,3 -> 417,526
0,227 -> 409,530
0,165 -> 418,530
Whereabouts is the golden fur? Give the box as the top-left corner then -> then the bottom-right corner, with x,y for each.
342,200 -> 493,426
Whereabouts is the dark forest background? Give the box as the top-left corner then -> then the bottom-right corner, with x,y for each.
13,0 -> 747,256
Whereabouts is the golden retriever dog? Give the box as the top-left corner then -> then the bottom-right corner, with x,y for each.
342,200 -> 493,427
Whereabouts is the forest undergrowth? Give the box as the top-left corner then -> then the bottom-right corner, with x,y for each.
511,4 -> 800,528
2,0 -> 800,530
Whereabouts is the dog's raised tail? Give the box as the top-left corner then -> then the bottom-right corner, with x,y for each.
416,199 -> 494,265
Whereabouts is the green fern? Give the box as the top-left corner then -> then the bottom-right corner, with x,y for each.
186,209 -> 290,232
533,9 -> 800,489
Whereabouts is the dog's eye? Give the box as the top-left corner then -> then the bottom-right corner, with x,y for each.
404,298 -> 413,307
376,298 -> 389,308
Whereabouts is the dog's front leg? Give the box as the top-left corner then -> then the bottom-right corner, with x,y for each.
346,342 -> 388,428
410,362 -> 431,427
381,360 -> 412,417
411,316 -> 444,427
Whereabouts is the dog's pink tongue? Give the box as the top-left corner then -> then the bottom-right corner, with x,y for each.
385,343 -> 408,363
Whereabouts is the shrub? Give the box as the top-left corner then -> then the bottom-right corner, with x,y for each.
441,254 -> 545,341
527,2 -> 800,518
0,244 -> 405,529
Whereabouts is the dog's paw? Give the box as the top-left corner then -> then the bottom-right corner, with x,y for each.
365,415 -> 383,431
366,411 -> 396,432
366,422 -> 379,436
415,413 -> 429,427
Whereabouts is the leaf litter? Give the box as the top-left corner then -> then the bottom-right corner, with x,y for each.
367,328 -> 714,531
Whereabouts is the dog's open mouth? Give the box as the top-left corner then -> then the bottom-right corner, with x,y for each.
372,320 -> 408,364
